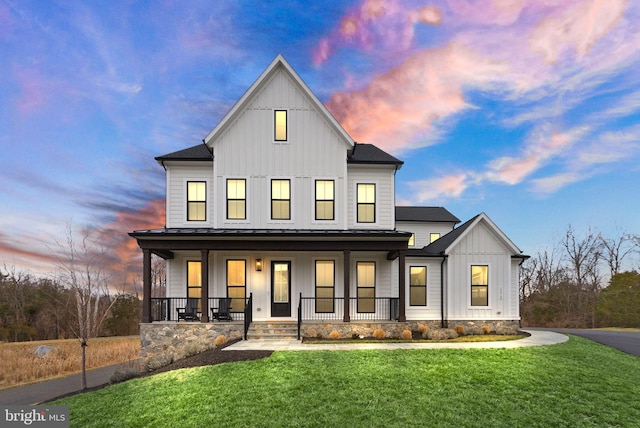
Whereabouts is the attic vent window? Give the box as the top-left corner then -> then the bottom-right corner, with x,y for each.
274,110 -> 287,141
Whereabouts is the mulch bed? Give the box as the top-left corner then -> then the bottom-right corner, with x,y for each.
141,338 -> 273,377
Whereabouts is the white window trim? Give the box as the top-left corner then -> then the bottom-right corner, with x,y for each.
223,176 -> 250,225
468,262 -> 492,310
268,176 -> 295,224
312,177 -> 338,225
354,181 -> 379,226
183,178 -> 211,226
273,108 -> 289,144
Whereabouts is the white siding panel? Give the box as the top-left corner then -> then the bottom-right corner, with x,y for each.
347,166 -> 395,229
404,258 -> 443,320
166,163 -> 214,228
446,222 -> 517,320
396,222 -> 457,248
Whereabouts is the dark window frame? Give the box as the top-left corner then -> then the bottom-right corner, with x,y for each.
315,180 -> 335,221
315,260 -> 335,313
356,183 -> 376,223
471,264 -> 489,307
187,260 -> 202,311
356,261 -> 376,313
271,179 -> 291,220
409,266 -> 427,306
274,109 -> 287,141
186,181 -> 206,222
226,259 -> 247,313
226,178 -> 246,220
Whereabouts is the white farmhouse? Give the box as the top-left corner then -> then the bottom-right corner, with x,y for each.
130,55 -> 526,358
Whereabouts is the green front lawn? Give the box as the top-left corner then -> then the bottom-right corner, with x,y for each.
56,336 -> 640,427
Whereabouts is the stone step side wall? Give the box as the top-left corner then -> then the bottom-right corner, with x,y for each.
140,322 -> 244,371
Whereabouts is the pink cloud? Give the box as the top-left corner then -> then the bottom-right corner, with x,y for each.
326,42 -> 508,152
447,0 -> 529,26
529,0 -> 627,64
312,0 -> 443,66
13,66 -> 52,116
486,129 -> 578,185
409,174 -> 469,203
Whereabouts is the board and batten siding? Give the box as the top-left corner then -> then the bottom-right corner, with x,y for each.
166,163 -> 214,228
208,68 -> 350,229
347,166 -> 395,230
446,221 -> 519,320
396,222 -> 457,248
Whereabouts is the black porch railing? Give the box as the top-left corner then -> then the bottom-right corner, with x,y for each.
297,295 -> 399,338
150,297 -> 249,322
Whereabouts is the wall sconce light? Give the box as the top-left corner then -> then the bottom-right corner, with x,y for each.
255,259 -> 262,271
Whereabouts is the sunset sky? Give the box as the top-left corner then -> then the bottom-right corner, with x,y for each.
1,0 -> 639,286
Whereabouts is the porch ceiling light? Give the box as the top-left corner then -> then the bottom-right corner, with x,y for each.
256,259 -> 262,271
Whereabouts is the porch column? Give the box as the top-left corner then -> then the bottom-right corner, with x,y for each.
398,250 -> 406,322
200,249 -> 209,323
343,250 -> 351,322
142,249 -> 152,323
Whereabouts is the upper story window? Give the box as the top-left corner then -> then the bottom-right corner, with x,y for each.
187,181 -> 206,221
430,233 -> 441,243
471,265 -> 489,306
408,233 -> 415,247
271,179 -> 291,220
227,179 -> 246,220
357,183 -> 376,223
315,180 -> 334,221
274,110 -> 287,141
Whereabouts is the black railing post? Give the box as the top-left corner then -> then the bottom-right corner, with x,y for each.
297,293 -> 302,340
244,293 -> 253,340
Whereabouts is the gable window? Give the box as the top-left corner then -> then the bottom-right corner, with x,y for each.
471,265 -> 489,306
315,180 -> 334,221
430,233 -> 441,243
410,266 -> 427,306
357,183 -> 375,223
227,179 -> 246,220
315,260 -> 335,313
357,262 -> 375,313
274,110 -> 287,141
271,179 -> 291,220
187,181 -> 206,221
227,260 -> 246,312
187,261 -> 202,311
408,234 -> 415,247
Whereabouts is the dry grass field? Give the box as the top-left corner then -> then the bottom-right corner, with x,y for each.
0,336 -> 140,389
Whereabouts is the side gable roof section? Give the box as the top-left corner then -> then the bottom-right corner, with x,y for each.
155,144 -> 213,164
395,206 -> 460,223
203,54 -> 354,149
422,212 -> 525,257
348,143 -> 403,169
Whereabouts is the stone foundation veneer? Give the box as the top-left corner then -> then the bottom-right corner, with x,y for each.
445,320 -> 520,335
140,322 -> 244,371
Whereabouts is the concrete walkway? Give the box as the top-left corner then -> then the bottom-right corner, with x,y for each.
224,329 -> 568,351
0,330 -> 566,405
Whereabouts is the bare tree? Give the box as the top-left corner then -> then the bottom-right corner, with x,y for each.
600,231 -> 635,278
53,224 -> 116,390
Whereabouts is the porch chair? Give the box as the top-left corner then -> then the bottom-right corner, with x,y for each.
177,298 -> 200,322
211,298 -> 233,321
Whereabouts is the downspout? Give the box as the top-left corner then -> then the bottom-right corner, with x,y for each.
517,256 -> 526,328
440,255 -> 447,328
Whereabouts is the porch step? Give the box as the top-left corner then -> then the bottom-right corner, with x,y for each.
246,321 -> 298,340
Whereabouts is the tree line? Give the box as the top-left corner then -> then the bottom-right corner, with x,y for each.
520,226 -> 640,328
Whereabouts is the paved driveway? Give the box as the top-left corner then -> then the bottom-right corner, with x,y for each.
540,328 -> 640,357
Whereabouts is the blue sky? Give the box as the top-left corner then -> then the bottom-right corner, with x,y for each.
1,0 -> 639,281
